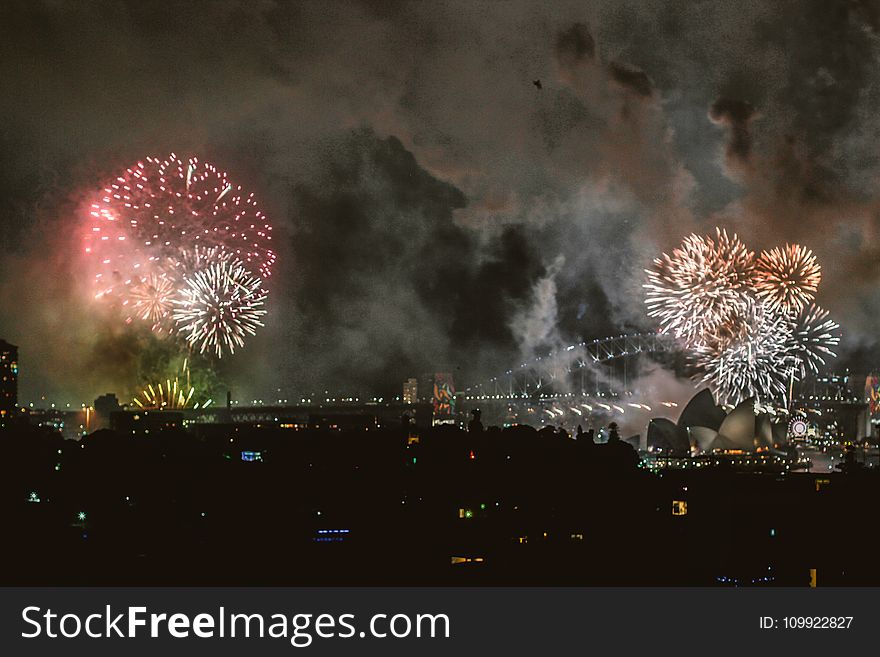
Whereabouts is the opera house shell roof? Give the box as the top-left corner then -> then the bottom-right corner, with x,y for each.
648,389 -> 785,454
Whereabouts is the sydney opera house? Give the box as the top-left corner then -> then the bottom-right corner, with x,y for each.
646,389 -> 788,457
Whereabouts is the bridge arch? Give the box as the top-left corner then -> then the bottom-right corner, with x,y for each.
467,332 -> 676,398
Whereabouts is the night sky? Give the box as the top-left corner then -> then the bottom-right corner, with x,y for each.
2,0 -> 880,404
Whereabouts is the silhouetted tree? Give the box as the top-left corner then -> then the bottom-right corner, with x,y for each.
467,408 -> 484,433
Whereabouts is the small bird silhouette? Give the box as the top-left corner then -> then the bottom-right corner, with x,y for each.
533,79 -> 542,90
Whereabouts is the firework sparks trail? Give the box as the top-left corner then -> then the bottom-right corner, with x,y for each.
173,256 -> 267,358
694,300 -> 797,404
754,244 -> 821,313
644,228 -> 754,342
130,272 -> 176,328
789,304 -> 840,375
84,154 -> 275,355
132,358 -> 213,410
645,229 -> 840,406
85,154 -> 275,283
176,245 -> 229,277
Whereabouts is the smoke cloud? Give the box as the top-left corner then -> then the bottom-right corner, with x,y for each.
2,1 -> 880,404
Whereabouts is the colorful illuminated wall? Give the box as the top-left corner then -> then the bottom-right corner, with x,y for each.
865,374 -> 880,418
433,372 -> 455,421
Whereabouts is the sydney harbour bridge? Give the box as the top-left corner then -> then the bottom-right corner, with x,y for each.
465,332 -> 677,399
189,332 -> 684,432
461,332 -> 683,432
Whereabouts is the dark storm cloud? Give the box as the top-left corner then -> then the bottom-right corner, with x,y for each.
555,22 -> 596,68
278,128 -> 542,390
607,62 -> 653,98
5,0 -> 880,402
709,98 -> 756,162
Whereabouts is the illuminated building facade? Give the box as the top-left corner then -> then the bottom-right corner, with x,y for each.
403,378 -> 418,404
433,372 -> 455,423
865,373 -> 880,419
0,339 -> 18,420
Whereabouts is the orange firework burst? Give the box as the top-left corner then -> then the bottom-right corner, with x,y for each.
644,231 -> 839,406
754,244 -> 821,313
130,272 -> 176,327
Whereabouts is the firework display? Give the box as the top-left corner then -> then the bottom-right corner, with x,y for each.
693,299 -> 795,403
644,228 -> 754,341
754,244 -> 821,313
645,231 -> 840,405
175,245 -> 229,277
172,255 -> 267,358
132,359 -> 212,410
790,304 -> 840,375
84,154 -> 275,357
129,273 -> 176,330
788,417 -> 809,438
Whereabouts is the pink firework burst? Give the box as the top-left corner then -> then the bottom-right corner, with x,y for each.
84,153 -> 276,302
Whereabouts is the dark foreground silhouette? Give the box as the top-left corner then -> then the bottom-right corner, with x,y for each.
2,421 -> 878,586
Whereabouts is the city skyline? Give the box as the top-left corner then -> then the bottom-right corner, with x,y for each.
2,2 -> 879,596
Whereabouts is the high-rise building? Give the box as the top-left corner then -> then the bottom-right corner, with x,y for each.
93,393 -> 121,431
403,378 -> 418,404
0,339 -> 19,419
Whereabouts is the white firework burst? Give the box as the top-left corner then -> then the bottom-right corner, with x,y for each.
789,304 -> 840,375
645,230 -> 842,407
85,154 -> 277,350
173,257 -> 267,358
694,301 -> 798,405
644,228 -> 755,343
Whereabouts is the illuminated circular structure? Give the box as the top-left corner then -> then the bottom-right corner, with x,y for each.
788,417 -> 808,438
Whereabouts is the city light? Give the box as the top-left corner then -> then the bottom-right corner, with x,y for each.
2,4 -> 879,599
